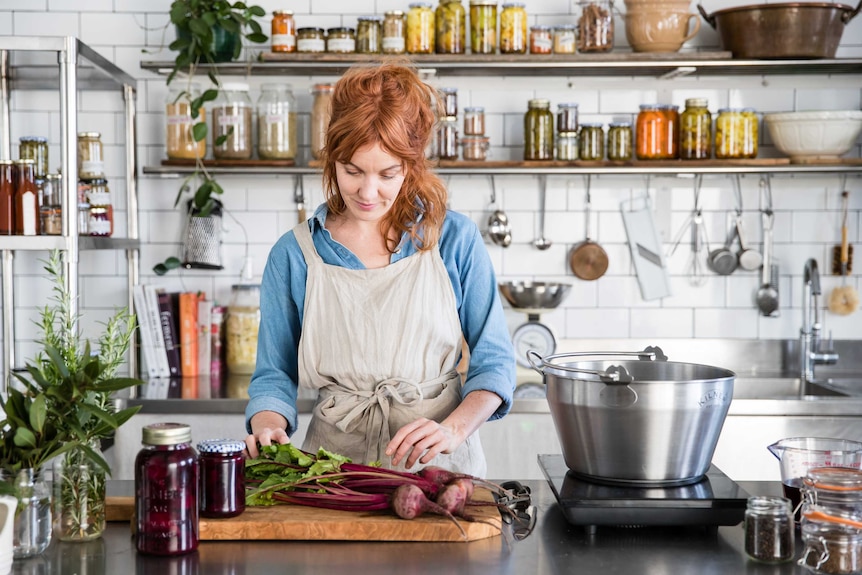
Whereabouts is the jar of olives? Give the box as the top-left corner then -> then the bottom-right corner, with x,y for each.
579,123 -> 605,161
470,1 -> 498,54
383,10 -> 407,53
524,99 -> 554,161
357,16 -> 383,53
715,108 -> 758,159
436,0 -> 466,54
500,3 -> 527,54
407,3 -> 436,53
680,98 -> 712,160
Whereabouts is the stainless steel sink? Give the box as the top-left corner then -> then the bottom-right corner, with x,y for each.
732,377 -> 856,399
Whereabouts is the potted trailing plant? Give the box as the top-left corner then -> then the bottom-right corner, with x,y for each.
0,251 -> 143,545
155,0 -> 267,275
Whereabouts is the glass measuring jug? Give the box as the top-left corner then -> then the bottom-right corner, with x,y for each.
768,437 -> 862,517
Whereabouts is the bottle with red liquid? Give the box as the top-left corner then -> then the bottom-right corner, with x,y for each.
197,438 -> 245,518
135,422 -> 199,555
0,160 -> 14,235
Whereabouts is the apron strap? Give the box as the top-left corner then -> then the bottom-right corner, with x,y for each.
293,221 -> 322,265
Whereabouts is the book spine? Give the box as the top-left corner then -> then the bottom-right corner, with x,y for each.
179,291 -> 201,377
197,298 -> 213,376
132,285 -> 160,379
211,305 -> 226,376
157,291 -> 182,378
144,285 -> 170,378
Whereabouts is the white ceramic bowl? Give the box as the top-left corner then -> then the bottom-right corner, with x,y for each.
764,110 -> 862,161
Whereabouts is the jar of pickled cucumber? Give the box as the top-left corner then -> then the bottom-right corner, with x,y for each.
226,283 -> 261,375
436,0 -> 466,54
407,3 -> 436,53
607,122 -> 633,161
383,10 -> 407,54
579,123 -> 605,161
357,16 -> 383,53
715,107 -> 758,159
500,3 -> 527,54
680,98 -> 712,160
327,27 -> 356,53
524,99 -> 554,161
470,1 -> 497,54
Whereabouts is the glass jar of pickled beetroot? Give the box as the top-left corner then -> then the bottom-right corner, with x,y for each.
197,439 -> 245,518
135,423 -> 199,556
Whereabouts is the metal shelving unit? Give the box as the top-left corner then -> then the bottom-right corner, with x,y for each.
0,36 -> 140,387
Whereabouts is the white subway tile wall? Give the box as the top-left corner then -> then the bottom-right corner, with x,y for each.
1,0 -> 861,375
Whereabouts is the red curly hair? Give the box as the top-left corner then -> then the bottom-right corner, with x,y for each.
321,62 -> 447,253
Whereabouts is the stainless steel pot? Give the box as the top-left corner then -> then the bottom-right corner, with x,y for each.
698,2 -> 862,59
529,347 -> 735,487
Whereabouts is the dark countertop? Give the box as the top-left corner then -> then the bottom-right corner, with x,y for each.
18,479 -> 806,575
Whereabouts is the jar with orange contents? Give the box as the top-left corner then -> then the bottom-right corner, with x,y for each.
636,104 -> 679,160
271,10 -> 297,53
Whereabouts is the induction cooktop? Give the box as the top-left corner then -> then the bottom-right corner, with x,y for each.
538,454 -> 750,529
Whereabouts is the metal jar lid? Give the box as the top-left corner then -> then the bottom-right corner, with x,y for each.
142,422 -> 192,446
198,438 -> 245,455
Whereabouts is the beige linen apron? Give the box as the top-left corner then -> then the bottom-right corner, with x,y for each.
294,223 -> 486,477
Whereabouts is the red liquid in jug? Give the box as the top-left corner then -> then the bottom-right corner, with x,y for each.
782,478 -> 804,521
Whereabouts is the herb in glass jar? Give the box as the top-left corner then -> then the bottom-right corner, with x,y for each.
524,99 -> 554,161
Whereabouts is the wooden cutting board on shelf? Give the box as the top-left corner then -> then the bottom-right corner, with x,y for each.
105,488 -> 502,542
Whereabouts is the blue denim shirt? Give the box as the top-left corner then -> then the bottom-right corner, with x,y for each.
245,204 -> 516,435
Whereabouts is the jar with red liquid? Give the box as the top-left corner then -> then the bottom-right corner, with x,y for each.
197,439 -> 245,518
135,422 -> 199,556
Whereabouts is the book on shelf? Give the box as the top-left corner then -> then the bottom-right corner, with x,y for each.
156,290 -> 182,378
132,284 -> 160,380
197,297 -> 213,376
143,284 -> 171,379
179,291 -> 203,377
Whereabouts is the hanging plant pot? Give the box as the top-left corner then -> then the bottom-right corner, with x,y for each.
182,199 -> 224,270
175,24 -> 241,63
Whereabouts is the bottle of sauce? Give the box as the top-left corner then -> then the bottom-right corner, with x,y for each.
14,159 -> 40,236
0,160 -> 14,235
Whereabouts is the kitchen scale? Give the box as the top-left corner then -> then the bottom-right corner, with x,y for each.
538,454 -> 750,532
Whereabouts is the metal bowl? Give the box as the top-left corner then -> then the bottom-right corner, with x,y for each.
498,281 -> 572,310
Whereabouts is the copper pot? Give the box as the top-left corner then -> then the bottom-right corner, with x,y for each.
698,1 -> 861,59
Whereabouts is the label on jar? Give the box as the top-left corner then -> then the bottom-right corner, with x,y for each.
554,31 -> 575,53
327,38 -> 356,52
218,114 -> 242,126
20,191 -> 38,236
80,160 -> 104,178
264,114 -> 285,125
297,38 -> 325,52
167,114 -> 193,126
532,36 -> 552,52
383,37 -> 405,52
272,34 -> 296,49
88,214 -> 111,236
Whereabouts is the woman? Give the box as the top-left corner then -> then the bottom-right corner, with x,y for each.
244,63 -> 515,477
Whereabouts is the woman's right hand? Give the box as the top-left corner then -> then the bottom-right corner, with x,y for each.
245,411 -> 291,458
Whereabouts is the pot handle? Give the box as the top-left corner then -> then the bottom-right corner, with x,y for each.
842,0 -> 862,23
527,347 -> 668,383
697,4 -> 716,29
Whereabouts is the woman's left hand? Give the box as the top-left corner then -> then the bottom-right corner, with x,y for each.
386,418 -> 461,469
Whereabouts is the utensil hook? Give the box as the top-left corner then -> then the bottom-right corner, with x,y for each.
583,174 -> 593,240
487,174 -> 497,205
759,175 -> 773,216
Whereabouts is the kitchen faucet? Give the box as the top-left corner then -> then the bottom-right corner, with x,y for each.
800,258 -> 839,382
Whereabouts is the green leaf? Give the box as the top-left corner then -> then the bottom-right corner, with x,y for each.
194,180 -> 214,210
247,20 -> 262,36
76,403 -> 119,430
202,12 -> 217,27
94,377 -> 144,392
192,122 -> 208,142
246,32 -> 268,44
28,395 -> 47,434
13,428 -> 37,449
200,88 -> 219,103
249,5 -> 266,17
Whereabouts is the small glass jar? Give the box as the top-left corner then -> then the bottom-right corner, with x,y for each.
271,10 -> 297,53
197,439 -> 246,519
557,103 -> 579,133
77,201 -> 90,235
437,116 -> 459,160
608,122 -> 633,161
327,27 -> 356,53
529,25 -> 553,54
311,83 -> 334,161
577,0 -> 614,53
680,98 -> 712,160
226,283 -> 261,375
14,159 -> 39,236
556,131 -> 579,161
436,0 -> 467,54
297,27 -> 326,53
19,136 -> 49,179
407,2 -> 436,54
212,83 -> 253,160
135,423 -> 199,556
77,132 -> 105,179
460,135 -> 490,161
524,99 -> 554,161
357,16 -> 383,53
86,178 -> 113,237
470,0 -> 498,54
636,104 -> 679,160
800,505 -> 862,574
579,123 -> 605,160
715,107 -> 758,159
39,172 -> 62,207
383,10 -> 407,54
440,87 -> 458,117
1,468 -> 52,558
553,24 -> 577,54
166,83 -> 206,160
40,184 -> 62,235
257,83 -> 297,160
744,496 -> 795,564
463,106 -> 485,136
500,2 -> 528,54
802,467 -> 862,516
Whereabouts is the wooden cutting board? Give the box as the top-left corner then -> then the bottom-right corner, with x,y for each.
106,487 -> 502,542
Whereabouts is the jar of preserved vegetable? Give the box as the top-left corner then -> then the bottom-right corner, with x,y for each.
297,27 -> 326,53
437,116 -> 459,160
407,3 -> 436,54
470,1 -> 498,54
436,0 -> 466,54
327,27 -> 356,53
77,132 -> 105,179
226,283 -> 261,374
135,423 -> 199,556
579,123 -> 605,161
19,136 -> 48,179
744,496 -> 795,564
77,202 -> 90,235
383,10 -> 407,54
212,83 -> 253,160
439,87 -> 458,117
608,122 -> 633,161
357,16 -> 383,53
271,10 -> 296,53
500,3 -> 527,53
197,439 -> 245,519
165,83 -> 206,160
524,99 -> 554,161
311,84 -> 334,161
257,83 -> 297,160
800,505 -> 862,574
715,107 -> 758,159
680,98 -> 711,160
557,103 -> 579,133
556,132 -> 578,161
460,135 -> 490,161
530,25 -> 553,54
86,178 -> 113,237
39,173 -> 62,235
577,0 -> 614,53
636,104 -> 679,160
553,24 -> 577,54
803,467 -> 862,516
463,107 -> 485,136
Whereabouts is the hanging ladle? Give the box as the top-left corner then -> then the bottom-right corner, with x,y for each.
534,174 -> 552,250
484,175 -> 511,247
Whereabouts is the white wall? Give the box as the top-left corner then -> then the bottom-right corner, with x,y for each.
1,0 -> 862,377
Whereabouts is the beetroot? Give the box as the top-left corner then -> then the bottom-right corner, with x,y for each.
435,481 -> 469,515
391,484 -> 467,538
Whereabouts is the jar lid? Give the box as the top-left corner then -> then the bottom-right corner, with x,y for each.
408,2 -> 433,7
609,122 -> 632,128
528,98 -> 550,107
530,25 -> 552,31
717,107 -> 746,113
261,82 -> 294,92
580,122 -> 604,128
13,158 -> 35,164
78,131 -> 101,139
20,136 -> 48,143
804,467 -> 862,492
222,82 -> 250,92
384,10 -> 405,16
298,27 -> 325,34
470,0 -> 498,4
464,106 -> 484,113
658,104 -> 679,110
442,115 -> 458,122
81,177 -> 108,185
802,504 -> 862,530
558,102 -> 579,109
557,131 -> 579,137
327,27 -> 355,34
746,495 -> 792,515
45,173 -> 62,181
78,202 -> 90,209
685,98 -> 709,108
639,104 -> 660,110
198,438 -> 245,454
357,15 -> 383,22
0,160 -> 13,165
439,87 -> 458,94
142,422 -> 192,446
312,83 -> 335,92
273,9 -> 294,15
554,24 -> 577,31
502,2 -> 526,7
